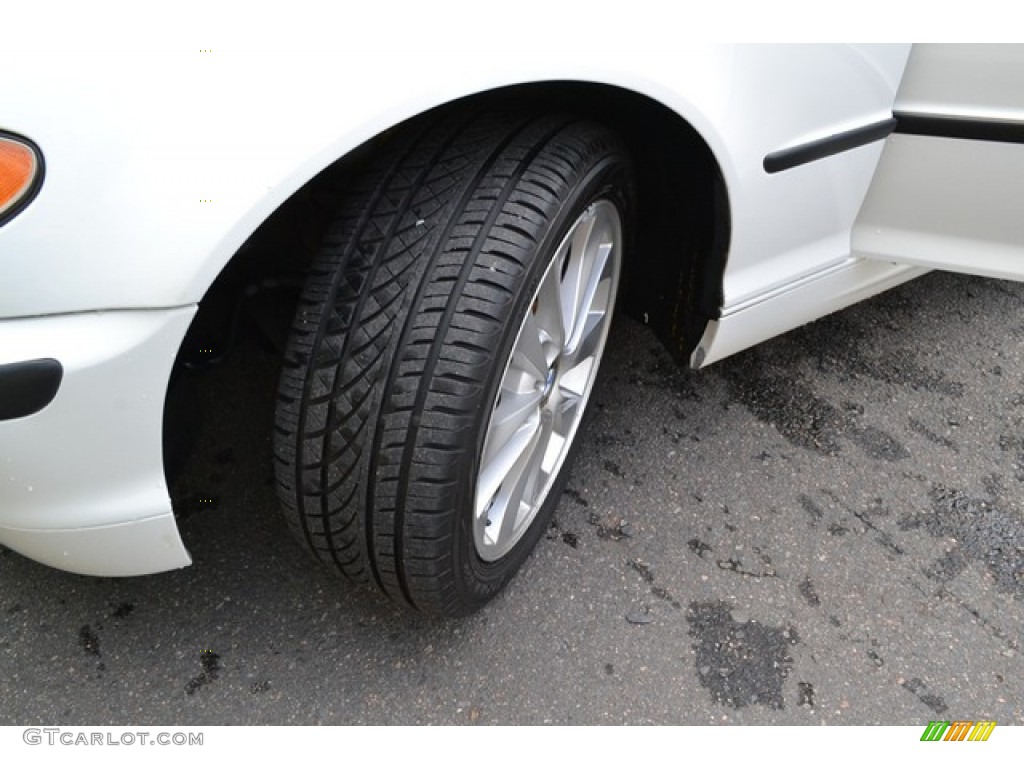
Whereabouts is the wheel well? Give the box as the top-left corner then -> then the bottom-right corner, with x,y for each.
163,81 -> 730,484
524,83 -> 730,360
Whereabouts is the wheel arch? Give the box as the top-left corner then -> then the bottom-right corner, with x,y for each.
163,81 -> 730,483
178,81 -> 729,367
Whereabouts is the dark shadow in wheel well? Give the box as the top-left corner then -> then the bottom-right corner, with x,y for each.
445,83 -> 731,363
513,83 -> 731,362
163,82 -> 730,489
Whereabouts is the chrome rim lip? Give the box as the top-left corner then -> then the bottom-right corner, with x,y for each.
473,199 -> 622,562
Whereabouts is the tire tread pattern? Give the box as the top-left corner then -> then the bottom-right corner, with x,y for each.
274,110 -> 627,614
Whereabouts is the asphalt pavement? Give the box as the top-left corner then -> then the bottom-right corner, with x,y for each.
2,270 -> 1022,725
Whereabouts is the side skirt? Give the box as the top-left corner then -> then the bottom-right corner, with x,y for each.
692,257 -> 926,368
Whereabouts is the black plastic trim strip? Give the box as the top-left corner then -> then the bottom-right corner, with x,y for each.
0,130 -> 46,227
763,118 -> 897,174
0,358 -> 63,421
894,112 -> 1024,144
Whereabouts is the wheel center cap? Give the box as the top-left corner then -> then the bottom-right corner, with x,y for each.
540,363 -> 558,404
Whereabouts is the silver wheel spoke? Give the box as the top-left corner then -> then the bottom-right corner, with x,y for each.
495,414 -> 550,546
551,391 -> 581,442
533,254 -> 567,350
476,414 -> 539,519
481,388 -> 543,467
567,239 -> 613,353
474,199 -> 622,561
565,311 -> 604,369
557,357 -> 592,400
559,211 -> 597,345
511,312 -> 550,382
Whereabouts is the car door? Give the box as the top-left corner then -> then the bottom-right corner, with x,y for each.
853,44 -> 1024,280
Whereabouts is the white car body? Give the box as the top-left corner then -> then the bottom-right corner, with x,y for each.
1,40 -> 1020,580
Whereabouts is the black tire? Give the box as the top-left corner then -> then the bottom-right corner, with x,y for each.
274,111 -> 633,616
